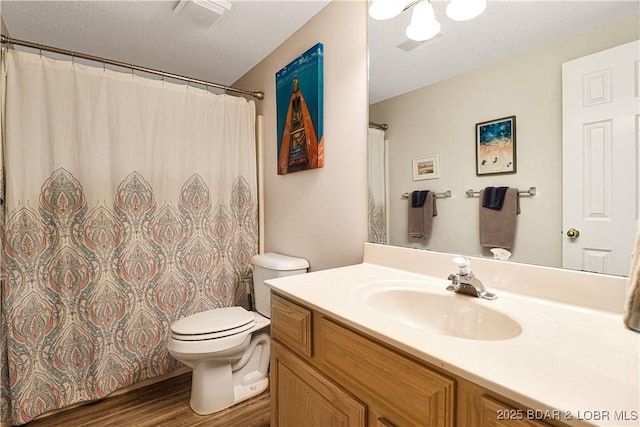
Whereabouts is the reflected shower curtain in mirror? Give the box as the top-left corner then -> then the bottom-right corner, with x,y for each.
0,49 -> 257,425
367,128 -> 387,244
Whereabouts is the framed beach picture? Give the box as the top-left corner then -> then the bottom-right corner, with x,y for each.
412,154 -> 440,181
476,116 -> 516,175
275,43 -> 324,175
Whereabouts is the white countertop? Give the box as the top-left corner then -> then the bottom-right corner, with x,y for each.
265,245 -> 640,427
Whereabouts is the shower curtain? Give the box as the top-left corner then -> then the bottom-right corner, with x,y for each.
367,128 -> 387,244
0,48 -> 258,425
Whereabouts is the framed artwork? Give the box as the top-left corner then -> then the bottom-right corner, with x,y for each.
412,154 -> 440,181
275,43 -> 324,175
476,115 -> 516,175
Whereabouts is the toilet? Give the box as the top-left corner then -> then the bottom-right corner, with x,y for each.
167,252 -> 308,415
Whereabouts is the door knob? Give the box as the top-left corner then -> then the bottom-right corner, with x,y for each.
566,228 -> 580,239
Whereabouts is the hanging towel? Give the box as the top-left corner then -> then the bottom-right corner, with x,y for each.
482,186 -> 509,210
411,190 -> 429,207
408,191 -> 437,239
623,224 -> 640,332
479,187 -> 520,249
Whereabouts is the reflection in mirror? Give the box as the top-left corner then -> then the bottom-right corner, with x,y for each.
367,1 -> 640,276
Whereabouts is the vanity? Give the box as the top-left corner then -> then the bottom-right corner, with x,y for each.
266,243 -> 639,427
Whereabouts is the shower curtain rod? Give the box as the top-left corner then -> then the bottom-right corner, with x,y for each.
369,121 -> 388,130
0,34 -> 265,100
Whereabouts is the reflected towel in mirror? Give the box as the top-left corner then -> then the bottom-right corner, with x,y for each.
482,186 -> 509,210
409,191 -> 437,239
411,190 -> 429,207
479,187 -> 520,249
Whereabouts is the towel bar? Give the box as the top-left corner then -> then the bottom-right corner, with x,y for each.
402,190 -> 452,199
465,187 -> 536,197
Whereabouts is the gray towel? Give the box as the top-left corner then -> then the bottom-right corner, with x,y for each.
623,226 -> 640,332
479,188 -> 520,249
408,191 -> 437,239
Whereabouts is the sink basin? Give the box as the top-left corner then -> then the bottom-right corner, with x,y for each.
364,287 -> 522,341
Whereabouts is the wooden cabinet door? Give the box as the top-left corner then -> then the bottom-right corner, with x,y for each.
271,341 -> 366,427
271,293 -> 313,357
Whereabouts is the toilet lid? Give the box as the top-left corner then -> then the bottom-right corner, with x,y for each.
170,307 -> 256,341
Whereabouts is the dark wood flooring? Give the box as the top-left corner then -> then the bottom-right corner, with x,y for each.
26,373 -> 270,427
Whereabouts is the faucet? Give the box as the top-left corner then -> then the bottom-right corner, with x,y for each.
446,257 -> 497,300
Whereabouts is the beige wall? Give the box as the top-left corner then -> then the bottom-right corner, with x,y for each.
370,14 -> 640,268
234,1 -> 369,271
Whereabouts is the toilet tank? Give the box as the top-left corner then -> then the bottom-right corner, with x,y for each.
251,253 -> 309,318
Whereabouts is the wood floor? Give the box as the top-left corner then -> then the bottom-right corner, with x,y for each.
26,373 -> 270,427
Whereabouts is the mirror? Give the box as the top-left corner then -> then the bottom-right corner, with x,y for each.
367,1 -> 639,276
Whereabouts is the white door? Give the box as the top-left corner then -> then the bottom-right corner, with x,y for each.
562,40 -> 639,276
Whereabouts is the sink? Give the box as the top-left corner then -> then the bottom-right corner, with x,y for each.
364,286 -> 522,341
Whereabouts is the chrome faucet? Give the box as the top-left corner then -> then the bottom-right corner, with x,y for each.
446,257 -> 497,300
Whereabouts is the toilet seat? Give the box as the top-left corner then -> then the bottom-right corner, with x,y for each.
171,307 -> 256,341
167,312 -> 269,356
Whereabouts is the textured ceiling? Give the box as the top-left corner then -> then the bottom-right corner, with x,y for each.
1,1 -> 639,104
1,0 -> 331,95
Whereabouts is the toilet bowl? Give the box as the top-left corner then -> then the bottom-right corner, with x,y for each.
167,253 -> 309,415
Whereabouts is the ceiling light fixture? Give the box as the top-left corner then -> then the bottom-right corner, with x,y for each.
369,0 -> 405,20
446,0 -> 487,21
405,1 -> 441,42
369,0 -> 487,42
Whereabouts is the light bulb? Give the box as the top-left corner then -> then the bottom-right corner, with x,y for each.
369,0 -> 404,20
405,1 -> 441,41
446,0 -> 487,22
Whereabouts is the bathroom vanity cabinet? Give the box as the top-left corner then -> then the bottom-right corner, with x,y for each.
270,292 -> 563,427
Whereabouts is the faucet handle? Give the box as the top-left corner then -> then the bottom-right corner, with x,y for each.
451,256 -> 471,276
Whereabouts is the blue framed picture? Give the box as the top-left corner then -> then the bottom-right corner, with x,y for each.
275,43 -> 324,175
476,115 -> 517,175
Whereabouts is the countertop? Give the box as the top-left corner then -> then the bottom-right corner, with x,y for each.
265,245 -> 640,427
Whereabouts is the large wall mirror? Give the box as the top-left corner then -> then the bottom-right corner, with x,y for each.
367,1 -> 639,276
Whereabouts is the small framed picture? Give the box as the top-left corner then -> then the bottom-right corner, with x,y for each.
412,154 -> 439,181
476,115 -> 516,175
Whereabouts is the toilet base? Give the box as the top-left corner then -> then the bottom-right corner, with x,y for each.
188,332 -> 270,415
190,370 -> 269,415
233,376 -> 269,406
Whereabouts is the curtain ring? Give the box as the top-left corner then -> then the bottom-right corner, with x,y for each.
38,43 -> 42,56
130,64 -> 134,78
102,57 -> 106,72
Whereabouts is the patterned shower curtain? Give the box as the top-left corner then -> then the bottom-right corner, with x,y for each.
0,48 -> 258,425
367,128 -> 387,244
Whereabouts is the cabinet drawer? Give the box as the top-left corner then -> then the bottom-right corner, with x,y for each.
271,293 -> 313,357
317,316 -> 455,427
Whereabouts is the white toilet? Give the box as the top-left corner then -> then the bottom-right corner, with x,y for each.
167,252 -> 309,415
